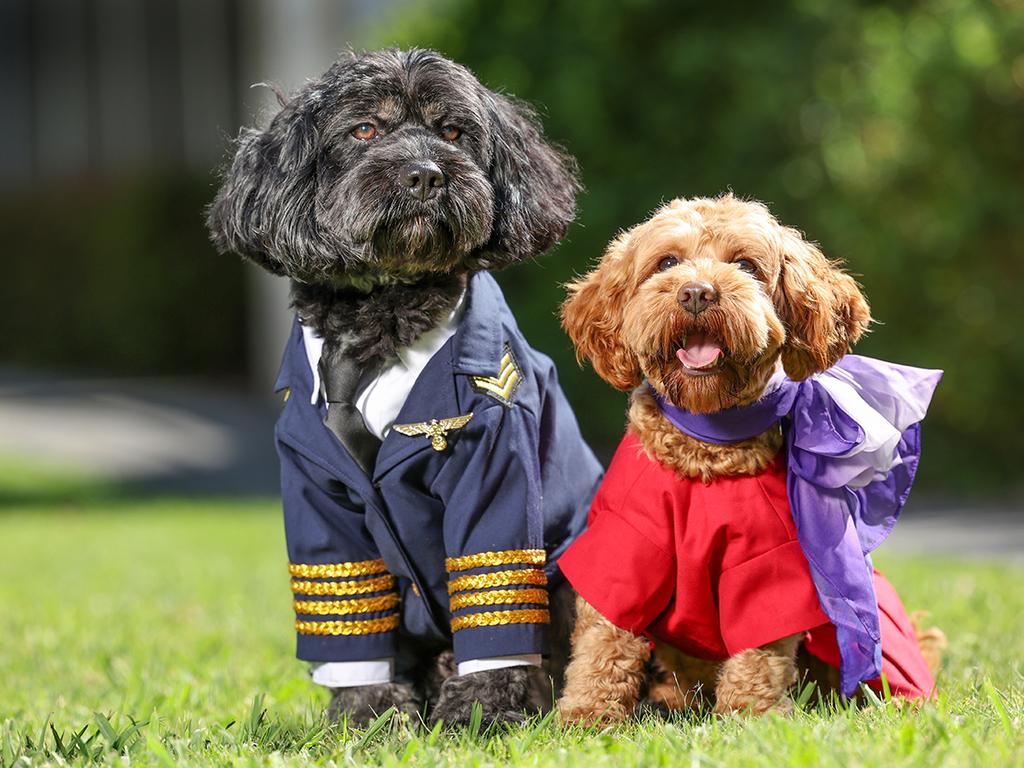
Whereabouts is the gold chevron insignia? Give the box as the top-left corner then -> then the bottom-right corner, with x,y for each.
393,412 -> 474,451
470,346 -> 522,406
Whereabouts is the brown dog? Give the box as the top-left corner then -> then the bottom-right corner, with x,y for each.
556,195 -> 944,722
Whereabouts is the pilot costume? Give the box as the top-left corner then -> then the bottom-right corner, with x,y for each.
273,272 -> 602,688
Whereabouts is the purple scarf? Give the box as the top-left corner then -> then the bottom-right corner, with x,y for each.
653,355 -> 941,695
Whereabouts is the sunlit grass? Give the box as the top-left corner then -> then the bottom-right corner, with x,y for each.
1,498 -> 1022,766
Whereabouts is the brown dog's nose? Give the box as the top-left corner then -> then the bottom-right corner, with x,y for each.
677,281 -> 718,316
401,161 -> 445,201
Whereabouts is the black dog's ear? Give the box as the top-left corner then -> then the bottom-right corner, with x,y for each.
479,93 -> 580,268
206,91 -> 324,275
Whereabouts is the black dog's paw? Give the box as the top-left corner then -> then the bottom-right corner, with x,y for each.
327,682 -> 420,727
429,666 -> 551,728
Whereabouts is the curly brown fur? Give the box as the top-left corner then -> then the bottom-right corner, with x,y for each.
628,387 -> 782,482
562,194 -> 871,407
714,634 -> 800,715
912,612 -> 948,676
647,640 -> 720,712
559,196 -> 894,721
327,681 -> 421,726
558,596 -> 652,725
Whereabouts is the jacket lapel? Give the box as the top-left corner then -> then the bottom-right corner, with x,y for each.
279,272 -> 510,486
372,339 -> 462,481
275,321 -> 384,505
372,272 -> 506,480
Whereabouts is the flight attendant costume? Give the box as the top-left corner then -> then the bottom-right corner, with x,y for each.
560,356 -> 942,698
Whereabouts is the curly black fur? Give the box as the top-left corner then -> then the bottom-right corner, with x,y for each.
207,48 -> 581,725
545,578 -> 577,695
208,47 -> 579,361
423,582 -> 573,727
292,275 -> 466,363
430,666 -> 552,728
327,681 -> 421,726
422,649 -> 458,712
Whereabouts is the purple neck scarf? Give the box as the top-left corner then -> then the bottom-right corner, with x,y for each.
653,355 -> 942,695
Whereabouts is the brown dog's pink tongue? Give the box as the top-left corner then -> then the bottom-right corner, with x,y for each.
676,333 -> 723,368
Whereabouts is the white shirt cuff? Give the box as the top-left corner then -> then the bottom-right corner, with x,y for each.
311,658 -> 394,688
457,654 -> 542,676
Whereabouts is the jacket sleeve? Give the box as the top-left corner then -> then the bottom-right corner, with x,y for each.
558,443 -> 676,636
433,403 -> 549,663
278,438 -> 399,663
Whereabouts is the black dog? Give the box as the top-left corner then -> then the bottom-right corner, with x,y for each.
208,48 -> 600,726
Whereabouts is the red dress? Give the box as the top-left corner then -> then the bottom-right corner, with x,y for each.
558,431 -> 935,698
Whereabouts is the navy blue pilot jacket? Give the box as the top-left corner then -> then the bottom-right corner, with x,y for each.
274,272 -> 602,666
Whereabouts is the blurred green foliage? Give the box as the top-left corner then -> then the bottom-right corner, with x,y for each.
377,0 -> 1024,495
3,0 -> 1019,498
0,177 -> 246,377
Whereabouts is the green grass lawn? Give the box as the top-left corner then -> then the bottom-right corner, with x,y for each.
1,494 -> 1022,767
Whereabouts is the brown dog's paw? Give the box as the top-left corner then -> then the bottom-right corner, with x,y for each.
715,645 -> 798,716
911,611 -> 947,675
327,682 -> 420,727
557,696 -> 630,726
714,694 -> 794,717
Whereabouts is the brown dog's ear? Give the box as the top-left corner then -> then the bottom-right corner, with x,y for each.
774,228 -> 871,380
561,232 -> 643,391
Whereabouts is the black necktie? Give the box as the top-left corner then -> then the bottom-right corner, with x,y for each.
318,344 -> 381,475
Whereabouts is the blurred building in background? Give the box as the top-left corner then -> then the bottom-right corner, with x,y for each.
1,0 -> 1021,500
1,0 -> 395,387
0,0 -> 396,496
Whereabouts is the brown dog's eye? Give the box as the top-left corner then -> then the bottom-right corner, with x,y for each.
734,258 -> 757,275
351,123 -> 378,141
440,125 -> 462,141
657,256 -> 679,272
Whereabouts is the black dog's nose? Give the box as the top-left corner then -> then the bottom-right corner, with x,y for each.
677,281 -> 718,316
401,161 -> 445,201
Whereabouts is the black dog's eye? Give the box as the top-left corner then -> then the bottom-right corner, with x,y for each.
657,255 -> 679,272
734,258 -> 757,275
440,125 -> 462,141
350,123 -> 378,141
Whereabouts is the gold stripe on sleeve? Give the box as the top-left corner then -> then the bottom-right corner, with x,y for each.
293,594 -> 400,616
447,568 -> 547,595
290,574 -> 396,596
288,560 -> 388,578
450,608 -> 550,632
449,588 -> 548,612
295,614 -> 399,636
445,549 -> 545,573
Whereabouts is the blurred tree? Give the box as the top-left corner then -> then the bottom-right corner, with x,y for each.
376,0 -> 1024,495
0,178 -> 247,378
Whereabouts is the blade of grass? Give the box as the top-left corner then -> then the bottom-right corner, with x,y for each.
467,702 -> 483,740
984,679 -> 1013,737
94,712 -> 119,750
35,716 -> 51,759
795,680 -> 817,710
145,735 -> 179,768
352,708 -> 396,751
880,672 -> 892,702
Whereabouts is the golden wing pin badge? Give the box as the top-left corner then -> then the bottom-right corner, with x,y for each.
470,345 -> 522,406
393,413 -> 474,451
